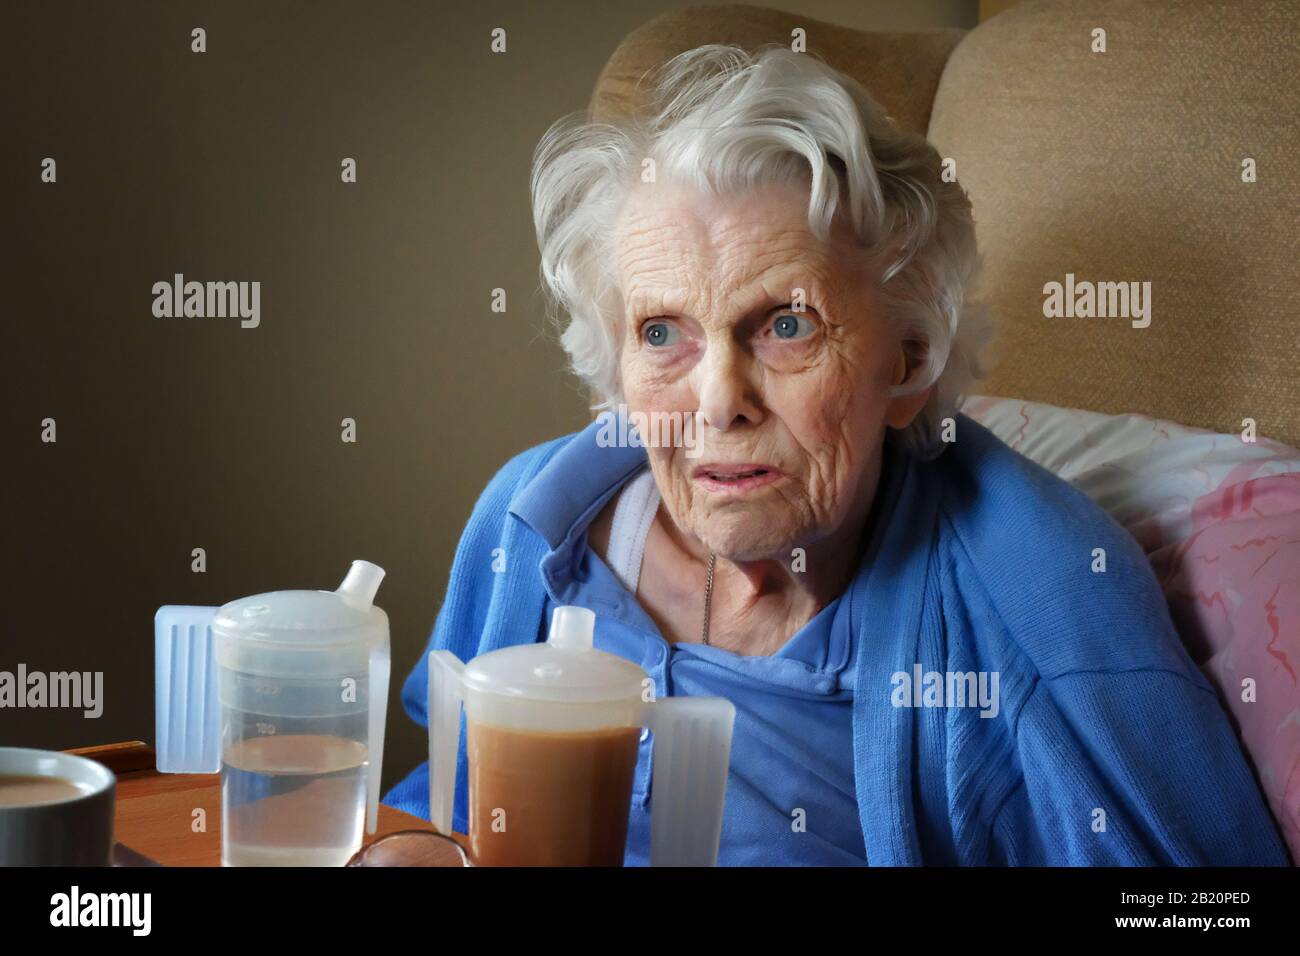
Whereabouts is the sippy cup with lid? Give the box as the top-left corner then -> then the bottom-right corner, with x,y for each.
429,605 -> 736,866
154,560 -> 390,866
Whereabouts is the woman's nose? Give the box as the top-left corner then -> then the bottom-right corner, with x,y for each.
693,344 -> 763,431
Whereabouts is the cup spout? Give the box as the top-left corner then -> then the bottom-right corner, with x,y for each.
337,560 -> 386,610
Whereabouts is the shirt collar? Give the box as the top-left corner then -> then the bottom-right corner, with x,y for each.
508,412 -> 649,550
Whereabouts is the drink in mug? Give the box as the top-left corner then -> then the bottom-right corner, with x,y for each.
0,774 -> 89,806
0,747 -> 116,866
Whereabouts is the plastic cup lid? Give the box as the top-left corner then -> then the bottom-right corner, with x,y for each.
212,561 -> 388,649
462,606 -> 647,703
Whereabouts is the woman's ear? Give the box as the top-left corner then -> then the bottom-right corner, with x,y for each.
886,387 -> 932,430
884,342 -> 931,429
891,349 -> 908,386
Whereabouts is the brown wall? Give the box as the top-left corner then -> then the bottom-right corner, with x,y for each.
4,0 -> 975,794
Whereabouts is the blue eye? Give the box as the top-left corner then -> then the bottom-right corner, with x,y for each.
772,312 -> 814,340
643,321 -> 679,347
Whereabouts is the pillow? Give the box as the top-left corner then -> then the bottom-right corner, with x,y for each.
961,394 -> 1300,864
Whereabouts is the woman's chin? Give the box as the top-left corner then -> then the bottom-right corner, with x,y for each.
696,519 -> 802,564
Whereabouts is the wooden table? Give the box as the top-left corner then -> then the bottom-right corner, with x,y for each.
71,741 -> 468,866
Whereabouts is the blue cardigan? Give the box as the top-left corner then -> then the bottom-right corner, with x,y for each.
384,413 -> 1289,865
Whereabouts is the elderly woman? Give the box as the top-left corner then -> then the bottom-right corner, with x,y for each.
384,45 -> 1286,865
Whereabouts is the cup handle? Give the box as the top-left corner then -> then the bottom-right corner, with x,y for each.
645,695 -> 736,866
153,605 -> 221,774
365,640 -> 391,835
427,651 -> 466,837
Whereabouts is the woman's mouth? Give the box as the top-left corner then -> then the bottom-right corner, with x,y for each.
692,463 -> 782,495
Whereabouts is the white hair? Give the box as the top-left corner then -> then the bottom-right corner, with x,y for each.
530,43 -> 991,460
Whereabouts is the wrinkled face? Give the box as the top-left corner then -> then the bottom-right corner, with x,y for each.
613,178 -> 919,561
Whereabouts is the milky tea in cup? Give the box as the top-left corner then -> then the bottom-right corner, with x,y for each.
0,748 -> 116,866
466,721 -> 641,866
0,773 -> 91,806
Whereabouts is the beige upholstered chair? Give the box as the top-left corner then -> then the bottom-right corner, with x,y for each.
589,0 -> 1299,447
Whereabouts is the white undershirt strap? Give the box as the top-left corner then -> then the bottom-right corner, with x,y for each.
604,467 -> 660,595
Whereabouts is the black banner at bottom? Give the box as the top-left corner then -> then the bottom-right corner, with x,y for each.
0,865 -> 1290,941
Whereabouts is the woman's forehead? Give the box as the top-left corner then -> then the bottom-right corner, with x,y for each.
614,181 -> 845,277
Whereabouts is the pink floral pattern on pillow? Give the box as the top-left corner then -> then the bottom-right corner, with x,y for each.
1153,470 -> 1300,859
